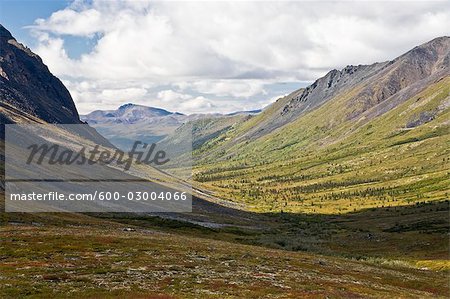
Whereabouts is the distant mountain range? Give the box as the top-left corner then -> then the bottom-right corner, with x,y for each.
81,102 -> 261,125
81,103 -> 183,125
80,103 -> 260,150
81,103 -> 262,124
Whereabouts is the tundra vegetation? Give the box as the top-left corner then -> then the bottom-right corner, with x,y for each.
0,24 -> 449,298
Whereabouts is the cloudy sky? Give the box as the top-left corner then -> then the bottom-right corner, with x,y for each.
1,0 -> 449,114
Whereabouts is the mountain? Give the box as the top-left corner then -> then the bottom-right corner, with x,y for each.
81,103 -> 261,125
0,24 -> 194,214
81,103 -> 182,124
226,36 -> 450,143
165,37 -> 450,213
160,114 -> 251,153
226,109 -> 262,116
0,25 -> 448,298
80,104 -> 186,150
0,25 -> 80,125
81,104 -> 258,150
0,24 -> 115,148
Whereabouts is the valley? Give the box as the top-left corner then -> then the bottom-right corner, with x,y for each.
0,23 -> 449,298
1,198 -> 449,298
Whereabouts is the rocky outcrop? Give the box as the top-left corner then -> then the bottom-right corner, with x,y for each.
0,24 -> 81,124
239,36 -> 450,141
0,24 -> 114,150
82,103 -> 180,124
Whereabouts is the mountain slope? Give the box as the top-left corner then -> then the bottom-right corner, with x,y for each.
82,103 -> 253,151
81,103 -> 181,124
188,37 -> 450,213
0,25 -> 80,124
205,36 -> 449,151
0,25 -> 448,299
0,24 -> 117,152
80,104 -> 186,150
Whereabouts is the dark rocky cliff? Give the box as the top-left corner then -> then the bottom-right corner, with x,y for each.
0,24 -> 81,124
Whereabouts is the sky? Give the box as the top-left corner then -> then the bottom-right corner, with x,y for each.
0,0 -> 449,115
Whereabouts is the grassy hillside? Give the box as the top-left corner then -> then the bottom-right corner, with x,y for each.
1,202 -> 449,298
192,76 -> 449,213
1,23 -> 449,298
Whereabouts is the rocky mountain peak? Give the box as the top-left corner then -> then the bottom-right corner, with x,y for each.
0,24 -> 81,124
81,103 -> 182,125
395,36 -> 450,74
238,36 -> 449,142
280,62 -> 385,117
118,103 -> 135,110
0,24 -> 13,40
404,36 -> 449,58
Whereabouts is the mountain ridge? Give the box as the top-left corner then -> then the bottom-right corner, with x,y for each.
227,36 -> 450,144
80,103 -> 255,151
0,24 -> 81,124
0,24 -> 113,148
175,36 -> 450,214
81,103 -> 261,124
81,103 -> 182,125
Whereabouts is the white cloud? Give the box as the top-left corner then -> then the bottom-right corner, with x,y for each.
26,0 -> 450,114
156,90 -> 241,114
33,8 -> 104,37
189,80 -> 267,98
101,87 -> 147,100
157,90 -> 192,103
179,96 -> 216,113
33,36 -> 78,76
